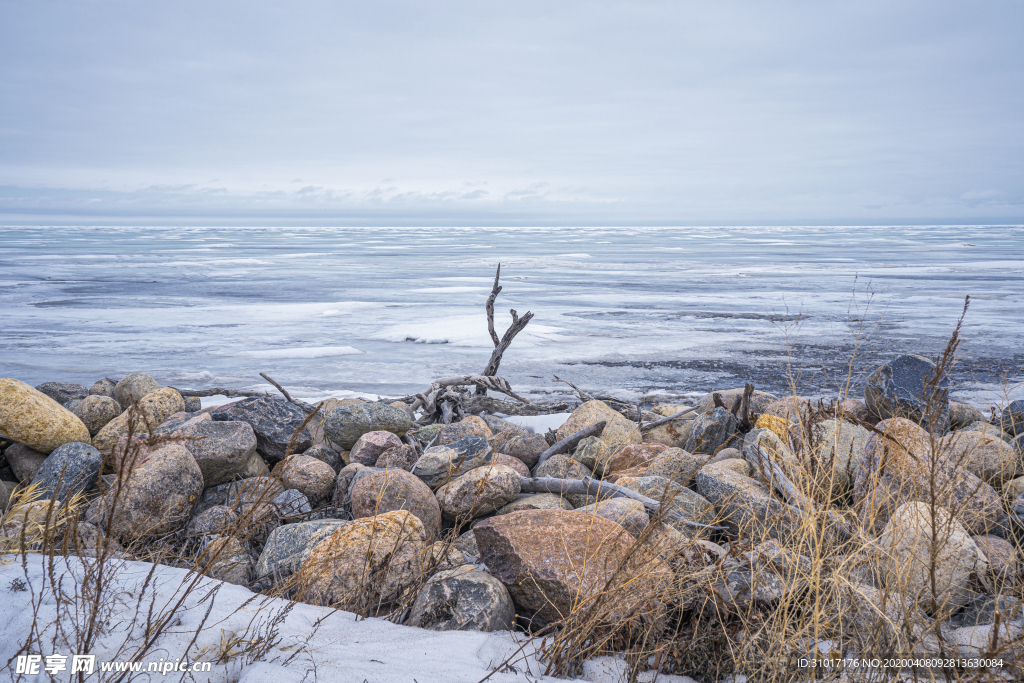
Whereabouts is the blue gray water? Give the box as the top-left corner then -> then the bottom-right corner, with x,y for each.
1,225 -> 1022,407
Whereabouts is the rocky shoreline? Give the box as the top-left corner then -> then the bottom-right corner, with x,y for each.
2,353 -> 1024,681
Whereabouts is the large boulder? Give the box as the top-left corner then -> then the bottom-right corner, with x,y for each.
350,468 -> 441,539
971,535 -> 1018,588
436,421 -> 492,446
864,354 -> 949,431
603,443 -> 669,478
497,433 -> 549,469
113,373 -> 161,409
349,430 -> 404,466
641,404 -> 694,448
176,420 -> 258,487
555,400 -> 640,451
949,401 -> 986,430
614,475 -> 715,533
642,448 -> 705,486
323,402 -> 412,450
211,396 -> 311,463
375,444 -> 419,471
997,399 -> 1024,437
571,435 -> 608,472
684,407 -> 739,455
199,535 -> 253,586
92,388 -> 185,463
0,378 -> 91,454
34,382 -> 89,405
297,510 -> 428,607
474,510 -> 671,625
5,443 -> 48,483
86,444 -> 203,541
695,461 -> 799,543
31,442 -> 102,501
407,566 -> 515,632
853,418 -> 1003,535
872,502 -> 986,616
580,498 -> 649,537
436,465 -> 521,522
89,379 -> 116,399
274,455 -> 336,506
802,419 -> 870,496
937,430 -> 1019,485
412,436 -> 493,489
73,395 -> 122,436
255,519 -> 348,580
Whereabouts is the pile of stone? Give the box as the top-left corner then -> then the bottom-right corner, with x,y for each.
2,354 -> 1024,668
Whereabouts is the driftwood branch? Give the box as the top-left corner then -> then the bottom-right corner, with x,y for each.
739,382 -> 754,430
433,375 -> 530,404
552,375 -> 593,402
713,393 -> 726,409
520,476 -> 727,531
477,265 -> 533,392
259,373 -> 318,413
171,387 -> 270,399
535,421 -> 607,467
485,263 -> 502,347
639,407 -> 697,432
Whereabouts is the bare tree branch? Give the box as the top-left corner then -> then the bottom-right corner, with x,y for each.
485,263 -> 502,347
535,421 -> 607,467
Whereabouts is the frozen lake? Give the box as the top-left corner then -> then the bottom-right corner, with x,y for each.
1,225 -> 1022,407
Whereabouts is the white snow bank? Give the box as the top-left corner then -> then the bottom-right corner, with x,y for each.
0,554 -> 561,683
497,413 -> 572,434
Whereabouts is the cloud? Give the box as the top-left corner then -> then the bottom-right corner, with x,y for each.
0,0 -> 1022,225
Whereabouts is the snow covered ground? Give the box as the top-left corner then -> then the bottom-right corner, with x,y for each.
0,554 -> 561,683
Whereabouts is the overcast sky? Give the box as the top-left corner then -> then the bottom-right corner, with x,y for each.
1,1 -> 1022,225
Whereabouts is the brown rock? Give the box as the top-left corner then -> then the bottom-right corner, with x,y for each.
474,509 -> 671,625
86,444 -> 203,541
350,468 -> 441,539
533,454 -> 593,507
349,431 -> 404,466
872,502 -> 986,616
497,433 -> 548,468
73,395 -> 122,436
458,415 -> 494,439
853,417 -> 1003,534
762,396 -> 812,423
200,535 -> 252,585
642,404 -> 695,448
493,453 -> 529,477
113,372 -> 161,409
555,400 -> 641,451
937,430 -> 1019,485
273,455 -> 336,506
971,535 -> 1018,587
92,388 -> 185,463
297,510 -> 428,607
375,444 -> 418,471
0,378 -> 91,454
580,498 -> 649,537
436,465 -> 521,521
840,398 -> 874,424
643,448 -> 705,486
603,443 -> 669,477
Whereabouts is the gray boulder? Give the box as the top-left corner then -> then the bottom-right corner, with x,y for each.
179,420 -> 258,487
34,382 -> 89,405
211,396 -> 311,463
998,399 -> 1024,437
407,566 -> 515,632
31,442 -> 102,501
186,505 -> 238,536
256,519 -> 348,580
696,461 -> 799,543
73,395 -> 122,436
113,373 -> 161,409
864,354 -> 949,431
303,444 -> 342,471
5,443 -> 48,483
323,402 -> 412,450
413,436 -> 493,489
684,407 -> 738,455
273,489 -> 312,517
89,379 -> 116,399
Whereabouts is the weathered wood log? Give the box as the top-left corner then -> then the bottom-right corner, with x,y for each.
738,382 -> 754,430
519,476 -> 727,531
535,421 -> 607,467
463,396 -> 573,417
478,265 -> 534,388
713,393 -> 726,409
639,407 -> 697,432
172,387 -> 269,399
